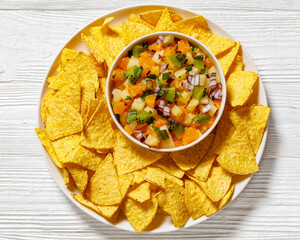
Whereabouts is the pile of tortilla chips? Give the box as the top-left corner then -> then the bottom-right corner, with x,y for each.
36,8 -> 271,233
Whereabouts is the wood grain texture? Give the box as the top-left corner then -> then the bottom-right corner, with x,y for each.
0,0 -> 300,239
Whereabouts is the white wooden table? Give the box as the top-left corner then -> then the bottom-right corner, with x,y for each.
1,0 -> 300,239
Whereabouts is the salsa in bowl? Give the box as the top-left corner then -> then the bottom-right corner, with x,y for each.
107,32 -> 226,152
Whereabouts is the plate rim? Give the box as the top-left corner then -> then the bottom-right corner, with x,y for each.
36,3 -> 269,233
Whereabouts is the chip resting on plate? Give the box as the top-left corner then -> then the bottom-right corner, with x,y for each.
67,165 -> 88,192
140,9 -> 182,26
227,71 -> 258,107
152,153 -> 185,178
217,42 -> 240,76
175,15 -> 208,35
127,182 -> 151,203
217,125 -> 259,174
122,21 -> 153,46
128,13 -> 154,30
51,134 -> 81,161
229,104 -> 271,154
154,8 -> 178,32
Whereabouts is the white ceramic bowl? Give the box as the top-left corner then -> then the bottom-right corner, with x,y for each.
106,32 -> 226,152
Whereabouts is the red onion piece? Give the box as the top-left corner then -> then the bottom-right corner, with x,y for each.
163,106 -> 170,117
157,38 -> 162,45
202,104 -> 211,113
194,74 -> 200,86
159,100 -> 166,108
158,35 -> 164,42
213,89 -> 223,99
160,63 -> 169,73
209,73 -> 217,89
188,84 -> 194,91
146,70 -> 150,76
188,75 -> 194,84
181,82 -> 194,91
136,133 -> 145,142
158,54 -> 163,59
157,108 -> 164,116
166,77 -> 175,84
176,50 -> 181,53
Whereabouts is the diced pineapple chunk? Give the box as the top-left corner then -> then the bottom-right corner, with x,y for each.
178,90 -> 192,104
145,134 -> 160,147
189,67 -> 201,76
121,90 -> 131,100
186,52 -> 194,65
151,66 -> 160,76
144,106 -> 159,119
160,126 -> 175,148
199,95 -> 209,104
163,35 -> 174,46
174,68 -> 187,80
127,56 -> 139,69
186,98 -> 199,112
199,74 -> 207,86
208,66 -> 221,83
208,98 -> 218,116
182,114 -> 193,126
152,50 -> 164,64
120,112 -> 128,125
131,98 -> 145,111
171,105 -> 183,118
113,88 -> 123,101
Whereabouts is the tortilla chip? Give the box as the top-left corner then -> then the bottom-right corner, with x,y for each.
113,131 -> 162,175
80,100 -> 115,150
218,184 -> 235,210
185,179 -> 206,220
198,166 -> 232,202
63,145 -> 105,171
88,54 -> 106,78
81,33 -> 105,64
190,26 -> 236,56
62,168 -> 74,186
119,174 -> 134,198
52,134 -> 81,161
212,106 -> 235,154
72,192 -> 100,213
216,125 -> 258,174
58,48 -> 79,72
128,14 -> 154,30
99,77 -> 107,98
154,8 -> 178,32
45,97 -> 83,141
86,98 -> 100,123
156,191 -> 170,214
55,76 -> 81,112
217,42 -> 240,76
227,55 -> 243,77
48,70 -> 80,91
227,71 -> 258,107
40,90 -> 56,124
122,21 -> 153,46
129,170 -> 145,185
121,194 -> 158,233
175,15 -> 208,35
229,104 -> 271,154
144,166 -> 183,189
170,134 -> 214,171
187,148 -> 216,181
140,9 -> 182,26
164,179 -> 190,227
97,205 -> 119,220
127,182 -> 151,203
102,25 -> 125,58
35,128 -> 62,168
68,166 -> 88,192
90,154 -> 122,205
152,153 -> 185,178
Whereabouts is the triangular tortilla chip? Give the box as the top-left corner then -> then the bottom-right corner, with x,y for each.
119,174 -> 134,198
175,15 -> 208,34
68,165 -> 88,192
217,42 -> 240,76
229,104 -> 271,154
226,55 -> 243,77
154,8 -> 178,32
152,153 -> 185,178
227,71 -> 258,107
127,182 -> 151,203
81,33 -> 106,64
90,154 -> 122,205
140,9 -> 182,26
170,134 -> 214,171
58,48 -> 79,73
113,131 -> 163,175
52,134 -> 81,161
128,13 -> 154,30
102,25 -> 125,58
40,90 -> 56,124
45,97 -> 83,141
217,125 -> 258,174
122,21 -> 153,46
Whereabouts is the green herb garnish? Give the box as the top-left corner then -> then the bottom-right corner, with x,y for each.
126,109 -> 137,123
185,65 -> 193,71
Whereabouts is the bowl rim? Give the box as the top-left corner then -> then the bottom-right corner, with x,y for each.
106,31 -> 227,152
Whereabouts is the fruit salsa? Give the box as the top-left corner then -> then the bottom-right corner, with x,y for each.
110,35 -> 223,149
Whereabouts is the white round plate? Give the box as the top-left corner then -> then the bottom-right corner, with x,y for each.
37,4 -> 269,233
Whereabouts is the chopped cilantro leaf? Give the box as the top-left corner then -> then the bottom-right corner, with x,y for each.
143,41 -> 149,50
194,115 -> 210,124
185,65 -> 193,71
127,50 -> 133,58
112,74 -> 116,79
126,109 -> 137,123
125,96 -> 132,101
175,92 -> 181,98
141,90 -> 153,101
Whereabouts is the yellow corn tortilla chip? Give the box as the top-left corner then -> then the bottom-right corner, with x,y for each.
217,125 -> 258,174
102,25 -> 125,59
129,170 -> 145,185
62,168 -> 74,186
52,134 -> 80,161
185,179 -> 206,220
68,165 -> 88,192
99,77 -> 107,98
86,98 -> 100,123
72,192 -> 100,213
152,153 -> 184,178
227,55 -> 243,77
212,106 -> 235,154
63,145 -> 105,171
170,134 -> 214,171
45,97 -> 83,141
119,174 -> 134,198
175,15 -> 208,35
35,128 -> 62,168
40,90 -> 56,124
128,14 -> 154,30
198,166 -> 232,202
154,8 -> 178,32
122,21 -> 153,46
227,71 -> 258,107
218,184 -> 235,210
58,48 -> 79,73
90,154 -> 122,205
113,131 -> 162,175
140,9 -> 182,26
81,33 -> 105,64
80,100 -> 115,150
190,26 -> 236,56
121,194 -> 158,233
187,148 -> 216,182
144,166 -> 183,189
164,179 -> 190,227
156,191 -> 170,215
55,76 -> 81,113
127,182 -> 151,203
229,104 -> 271,154
88,54 -> 106,78
97,205 -> 120,220
48,70 -> 80,91
217,42 -> 240,76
